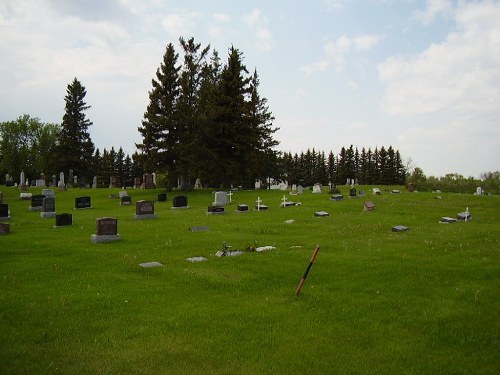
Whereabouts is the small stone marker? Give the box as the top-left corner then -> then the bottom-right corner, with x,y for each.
172,195 -> 189,209
314,211 -> 330,217
255,246 -> 275,252
40,197 -> 56,218
255,197 -> 268,211
236,204 -> 249,213
349,187 -> 357,197
157,193 -> 167,202
20,192 -> 32,200
118,190 -> 128,198
207,205 -> 225,215
186,257 -> 207,263
392,189 -> 401,194
297,186 -> 304,195
91,217 -> 122,243
29,194 -> 45,211
75,196 -> 92,209
0,222 -> 10,235
392,225 -> 409,232
457,211 -> 472,221
440,217 -> 457,223
312,183 -> 322,194
139,262 -> 163,268
364,201 -> 375,211
280,195 -> 295,207
121,195 -> 132,206
330,194 -> 343,201
42,189 -> 55,197
54,213 -> 72,228
189,226 -> 210,231
134,200 -> 157,219
0,203 -> 9,220
284,219 -> 295,224
373,188 -> 381,195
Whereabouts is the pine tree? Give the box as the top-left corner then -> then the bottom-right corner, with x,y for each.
56,78 -> 94,179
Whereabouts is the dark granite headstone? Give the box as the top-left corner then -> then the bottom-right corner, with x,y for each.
136,200 -> 154,215
255,204 -> 269,211
173,195 -> 188,208
331,194 -> 343,201
5,181 -> 15,187
0,203 -> 8,219
237,204 -> 249,212
440,217 -> 457,223
96,217 -> 118,235
75,196 -> 91,209
30,194 -> 45,211
0,222 -> 10,235
0,192 -> 3,203
157,193 -> 167,202
207,205 -> 225,214
349,188 -> 357,197
55,213 -> 72,227
121,195 -> 132,206
43,197 -> 56,212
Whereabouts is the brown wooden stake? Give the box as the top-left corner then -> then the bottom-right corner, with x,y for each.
295,245 -> 320,296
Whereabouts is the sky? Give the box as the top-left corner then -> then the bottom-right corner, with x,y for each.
1,0 -> 499,178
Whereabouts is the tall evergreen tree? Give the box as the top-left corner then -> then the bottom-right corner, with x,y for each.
56,78 -> 94,179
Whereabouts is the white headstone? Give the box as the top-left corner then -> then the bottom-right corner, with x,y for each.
475,187 -> 483,195
20,171 -> 25,185
92,176 -> 97,188
213,191 -> 229,205
58,172 -> 65,187
312,183 -> 322,194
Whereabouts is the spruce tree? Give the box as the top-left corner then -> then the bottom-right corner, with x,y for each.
56,78 -> 94,179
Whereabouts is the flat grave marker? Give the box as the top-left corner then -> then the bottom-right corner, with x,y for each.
236,204 -> 249,213
392,225 -> 409,232
0,222 -> 10,235
364,201 -> 375,211
207,205 -> 225,215
314,211 -> 330,217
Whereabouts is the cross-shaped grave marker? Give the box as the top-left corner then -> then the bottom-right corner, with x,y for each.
228,190 -> 233,203
256,196 -> 262,211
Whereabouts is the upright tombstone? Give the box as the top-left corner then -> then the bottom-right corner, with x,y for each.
133,177 -> 142,189
109,176 -> 118,189
121,195 -> 132,206
29,194 -> 45,211
0,191 -> 3,204
19,171 -> 27,191
408,183 -> 415,192
312,183 -> 322,194
40,197 -> 56,218
42,189 -> 55,198
475,187 -> 484,195
349,187 -> 357,198
372,188 -> 381,195
75,196 -> 92,209
0,203 -> 10,220
157,193 -> 167,202
91,217 -> 122,243
134,200 -> 157,219
92,176 -> 97,188
54,213 -> 73,228
213,191 -> 229,206
142,173 -> 155,189
0,222 -> 10,235
51,175 -> 57,187
194,178 -> 202,189
255,197 -> 268,211
67,169 -> 74,188
297,185 -> 304,195
58,172 -> 66,190
172,195 -> 189,209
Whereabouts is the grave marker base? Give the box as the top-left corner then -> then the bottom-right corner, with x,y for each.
40,212 -> 56,218
91,234 -> 122,243
133,214 -> 157,220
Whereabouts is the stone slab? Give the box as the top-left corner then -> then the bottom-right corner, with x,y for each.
392,225 -> 409,232
139,261 -> 163,268
186,257 -> 207,262
91,234 -> 122,243
40,212 -> 56,218
314,211 -> 330,217
133,214 -> 157,220
189,226 -> 210,231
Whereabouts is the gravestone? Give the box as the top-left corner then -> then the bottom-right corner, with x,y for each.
236,204 -> 249,213
408,183 -> 415,192
54,213 -> 72,228
392,225 -> 409,232
372,188 -> 381,195
134,177 -> 142,189
475,187 -> 484,195
213,191 -> 229,206
312,183 -> 322,194
157,193 -> 167,202
172,195 -> 189,209
314,211 -> 330,217
194,178 -> 202,189
297,186 -> 304,195
92,176 -> 97,188
75,196 -> 92,209
0,222 -> 10,234
121,195 -> 132,206
280,195 -> 295,207
118,190 -> 128,198
0,203 -> 9,220
109,176 -> 118,189
20,192 -> 32,200
330,194 -> 343,201
207,205 -> 225,215
440,217 -> 457,223
349,187 -> 357,197
255,197 -> 268,211
134,200 -> 156,219
91,217 -> 122,243
358,190 -> 366,197
392,189 -> 401,194
142,173 -> 155,189
42,189 -> 55,198
139,262 -> 163,268
58,172 -> 66,191
51,175 -> 57,187
29,194 -> 45,211
186,257 -> 207,263
0,192 -> 3,204
364,201 -> 375,211
19,171 -> 27,191
189,226 -> 210,231
67,169 -> 74,188
40,197 -> 56,218
457,211 -> 472,221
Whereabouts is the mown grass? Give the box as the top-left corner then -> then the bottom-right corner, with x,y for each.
0,186 -> 499,374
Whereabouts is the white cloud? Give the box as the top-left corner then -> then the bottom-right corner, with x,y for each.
243,8 -> 273,51
379,1 -> 500,117
161,12 -> 200,37
414,0 -> 453,25
213,13 -> 231,23
301,34 -> 381,74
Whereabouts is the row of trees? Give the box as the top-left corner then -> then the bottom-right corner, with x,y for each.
276,145 -> 406,187
136,37 -> 278,190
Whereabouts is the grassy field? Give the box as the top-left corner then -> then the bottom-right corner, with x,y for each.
0,185 -> 499,374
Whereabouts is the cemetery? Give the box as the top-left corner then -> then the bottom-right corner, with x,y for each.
0,185 -> 498,374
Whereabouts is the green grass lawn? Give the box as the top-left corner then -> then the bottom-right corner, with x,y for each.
0,185 -> 499,374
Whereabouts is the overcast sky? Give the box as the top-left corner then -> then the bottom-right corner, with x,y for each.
1,0 -> 499,178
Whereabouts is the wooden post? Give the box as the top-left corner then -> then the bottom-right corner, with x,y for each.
295,245 -> 320,296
